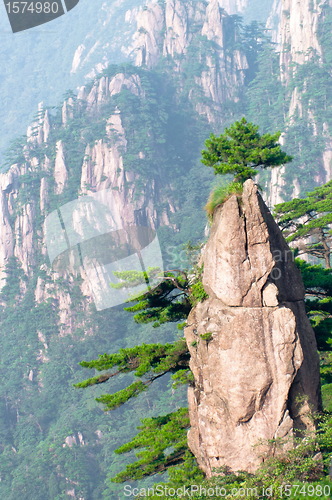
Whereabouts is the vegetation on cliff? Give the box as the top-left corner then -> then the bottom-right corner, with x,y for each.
275,181 -> 332,268
201,118 -> 292,183
76,124 -> 332,499
202,117 -> 292,216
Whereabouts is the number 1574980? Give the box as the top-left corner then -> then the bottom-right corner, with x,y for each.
5,2 -> 60,14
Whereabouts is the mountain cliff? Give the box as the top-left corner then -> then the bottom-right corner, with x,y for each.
123,0 -> 248,122
264,0 -> 332,204
0,0 -> 256,163
0,0 -> 254,296
185,180 -> 321,476
0,0 -> 330,497
0,2 -> 254,498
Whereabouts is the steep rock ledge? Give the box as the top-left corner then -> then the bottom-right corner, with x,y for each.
185,180 -> 321,476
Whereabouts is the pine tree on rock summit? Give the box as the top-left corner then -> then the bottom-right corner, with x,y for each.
201,117 -> 293,183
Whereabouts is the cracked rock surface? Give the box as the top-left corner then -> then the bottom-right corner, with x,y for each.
185,180 -> 321,476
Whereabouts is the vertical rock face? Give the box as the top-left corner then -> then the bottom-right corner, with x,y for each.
275,0 -> 328,79
268,0 -> 332,84
185,180 -> 321,476
265,0 -> 332,205
126,0 -> 248,123
0,0 -> 249,297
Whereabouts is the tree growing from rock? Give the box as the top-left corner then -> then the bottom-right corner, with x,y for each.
201,117 -> 292,183
75,130 -> 332,494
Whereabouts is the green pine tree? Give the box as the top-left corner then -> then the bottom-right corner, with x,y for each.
274,180 -> 332,268
201,117 -> 292,183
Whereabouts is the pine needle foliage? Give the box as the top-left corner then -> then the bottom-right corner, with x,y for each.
121,270 -> 191,327
275,180 -> 332,268
296,259 -> 332,351
112,408 -> 190,482
189,281 -> 209,306
74,339 -> 190,409
75,263 -> 208,480
201,117 -> 292,183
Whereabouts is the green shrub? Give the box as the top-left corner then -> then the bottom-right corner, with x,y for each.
150,429 -> 331,500
322,383 -> 332,411
200,332 -> 213,342
205,181 -> 243,217
189,281 -> 208,306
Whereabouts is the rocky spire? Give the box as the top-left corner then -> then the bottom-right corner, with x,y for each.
185,179 -> 321,476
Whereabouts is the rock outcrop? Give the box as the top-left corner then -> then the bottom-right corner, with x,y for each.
69,0 -> 248,126
0,70 -> 173,294
185,180 -> 321,476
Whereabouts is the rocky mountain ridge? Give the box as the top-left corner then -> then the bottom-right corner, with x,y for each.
121,0 -> 248,121
0,0 -> 251,293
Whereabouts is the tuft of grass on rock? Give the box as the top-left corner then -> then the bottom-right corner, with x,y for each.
205,181 -> 243,217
